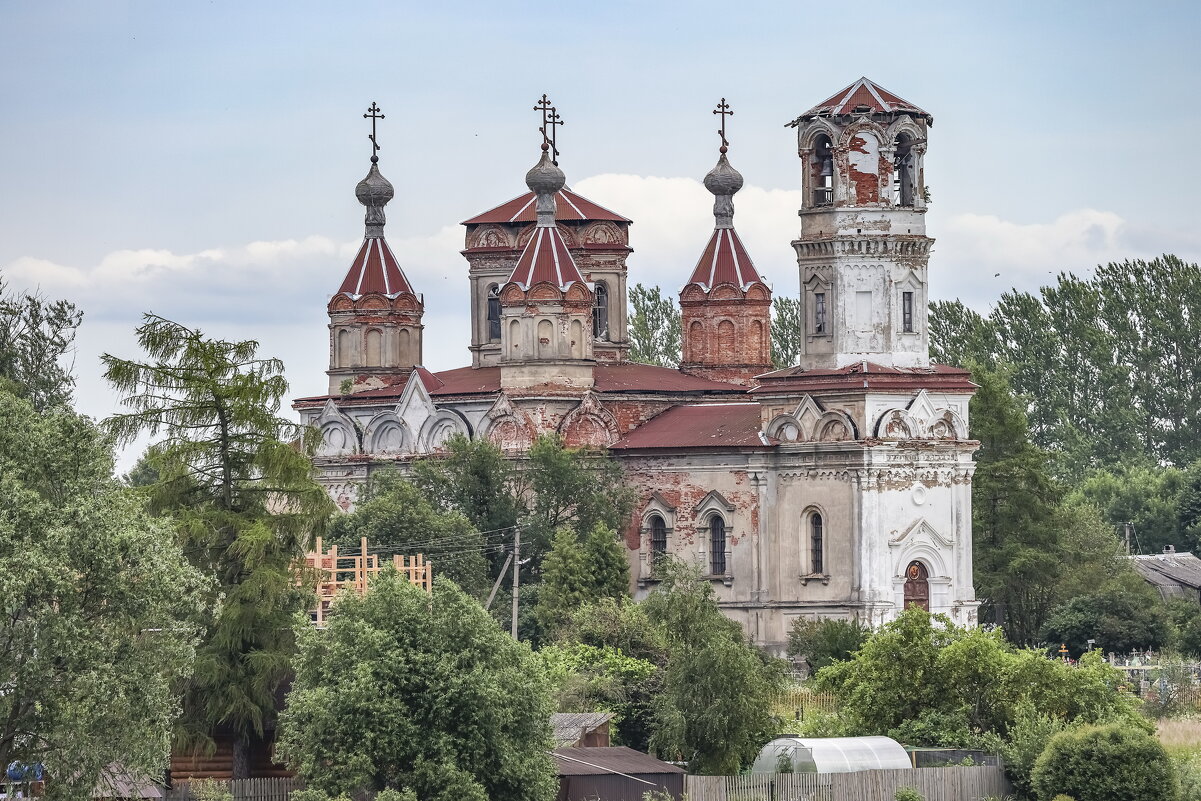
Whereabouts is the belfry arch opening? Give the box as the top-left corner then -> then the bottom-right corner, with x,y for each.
486,284 -> 501,342
892,132 -> 916,207
812,134 -> 834,207
593,281 -> 610,340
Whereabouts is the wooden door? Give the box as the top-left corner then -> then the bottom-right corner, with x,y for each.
903,561 -> 930,612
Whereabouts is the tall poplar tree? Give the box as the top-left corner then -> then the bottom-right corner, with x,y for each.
103,314 -> 334,778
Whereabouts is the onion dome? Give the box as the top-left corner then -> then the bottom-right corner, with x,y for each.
705,153 -> 743,229
356,161 -> 394,239
506,144 -> 586,291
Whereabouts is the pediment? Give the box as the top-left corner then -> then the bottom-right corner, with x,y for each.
907,389 -> 938,424
694,489 -> 736,516
793,395 -> 825,439
889,517 -> 954,549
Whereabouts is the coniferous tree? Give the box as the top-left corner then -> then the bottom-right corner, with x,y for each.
103,314 -> 334,778
0,275 -> 82,410
535,524 -> 629,635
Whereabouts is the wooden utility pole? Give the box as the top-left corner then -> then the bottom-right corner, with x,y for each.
485,552 -> 513,611
510,527 -> 521,638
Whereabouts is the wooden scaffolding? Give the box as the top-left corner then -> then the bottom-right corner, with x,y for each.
302,536 -> 432,625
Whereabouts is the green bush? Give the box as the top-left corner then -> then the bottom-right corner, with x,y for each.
1031,723 -> 1178,801
894,788 -> 924,801
189,779 -> 233,801
999,701 -> 1068,798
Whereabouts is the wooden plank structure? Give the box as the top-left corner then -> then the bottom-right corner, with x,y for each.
164,777 -> 302,800
684,766 -> 1011,801
302,536 -> 433,625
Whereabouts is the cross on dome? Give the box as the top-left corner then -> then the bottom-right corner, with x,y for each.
534,94 -> 565,165
363,101 -> 385,163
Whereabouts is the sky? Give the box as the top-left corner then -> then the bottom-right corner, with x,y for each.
3,0 -> 1200,469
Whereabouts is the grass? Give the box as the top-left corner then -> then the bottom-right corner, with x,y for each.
1157,718 -> 1201,757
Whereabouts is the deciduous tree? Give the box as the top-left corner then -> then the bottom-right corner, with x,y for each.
770,296 -> 802,369
103,315 -> 334,778
0,390 -> 206,799
535,524 -> 630,635
0,275 -> 82,410
278,573 -> 557,801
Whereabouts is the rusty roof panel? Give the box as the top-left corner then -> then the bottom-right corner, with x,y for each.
686,227 -> 766,291
752,362 -> 976,395
463,188 -> 631,226
611,403 -> 770,450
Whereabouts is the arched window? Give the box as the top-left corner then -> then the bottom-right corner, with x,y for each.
649,515 -> 667,564
487,284 -> 501,342
810,513 -> 824,575
892,133 -> 915,207
813,134 -> 834,207
593,281 -> 610,340
710,516 -> 727,576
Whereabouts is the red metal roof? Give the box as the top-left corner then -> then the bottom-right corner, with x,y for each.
798,77 -> 930,120
294,363 -> 746,406
507,225 -> 586,291
462,188 -> 631,225
686,227 -> 765,291
752,361 -> 975,394
336,237 -> 414,297
611,403 -> 770,450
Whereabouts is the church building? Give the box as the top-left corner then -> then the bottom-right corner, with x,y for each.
293,79 -> 980,651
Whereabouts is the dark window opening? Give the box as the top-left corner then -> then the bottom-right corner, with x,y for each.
710,516 -> 727,576
813,135 -> 834,207
487,285 -> 501,342
593,281 -> 610,340
814,292 -> 827,335
903,291 -> 914,333
650,515 -> 667,565
892,134 -> 915,207
811,513 -> 824,575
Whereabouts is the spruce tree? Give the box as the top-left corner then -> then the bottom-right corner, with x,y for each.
103,314 -> 334,778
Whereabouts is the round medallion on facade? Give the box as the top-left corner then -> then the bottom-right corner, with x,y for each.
911,482 -> 928,506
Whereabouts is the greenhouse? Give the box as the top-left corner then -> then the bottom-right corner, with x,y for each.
751,736 -> 912,774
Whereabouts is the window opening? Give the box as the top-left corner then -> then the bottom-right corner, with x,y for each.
710,516 -> 727,576
892,134 -> 915,207
487,285 -> 501,342
814,292 -> 827,335
902,291 -> 914,333
593,281 -> 610,340
650,515 -> 667,565
811,513 -> 824,574
814,135 -> 834,207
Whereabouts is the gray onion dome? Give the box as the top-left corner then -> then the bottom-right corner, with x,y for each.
526,147 -> 566,195
704,153 -> 744,197
356,162 -> 395,208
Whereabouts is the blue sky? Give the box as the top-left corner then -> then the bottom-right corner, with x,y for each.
3,0 -> 1200,461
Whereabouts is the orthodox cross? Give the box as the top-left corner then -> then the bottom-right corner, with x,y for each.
364,102 -> 385,160
713,98 -> 733,153
534,94 -> 565,165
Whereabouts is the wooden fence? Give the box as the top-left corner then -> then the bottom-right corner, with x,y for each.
164,778 -> 302,800
303,536 -> 433,624
685,766 -> 1011,801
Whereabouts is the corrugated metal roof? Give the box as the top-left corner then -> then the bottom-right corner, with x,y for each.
1129,551 -> 1201,591
553,712 -> 614,747
553,747 -> 685,777
753,362 -> 975,394
463,188 -> 631,225
793,77 -> 930,122
611,403 -> 770,450
686,227 -> 765,292
336,237 -> 414,298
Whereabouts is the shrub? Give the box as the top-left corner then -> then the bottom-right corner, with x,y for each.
1031,723 -> 1179,801
894,788 -> 924,801
189,780 -> 233,801
1000,701 -> 1068,798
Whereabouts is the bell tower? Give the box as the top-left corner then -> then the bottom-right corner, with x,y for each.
788,77 -> 932,370
326,103 -> 424,395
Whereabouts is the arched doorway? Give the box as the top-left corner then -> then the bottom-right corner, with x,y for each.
903,561 -> 929,612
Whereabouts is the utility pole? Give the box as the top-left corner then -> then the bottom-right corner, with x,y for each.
510,527 -> 521,639
485,552 -> 514,611
1124,522 -> 1133,555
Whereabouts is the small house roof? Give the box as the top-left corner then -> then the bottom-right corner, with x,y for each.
1129,551 -> 1201,595
552,712 -> 615,747
552,747 -> 685,777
